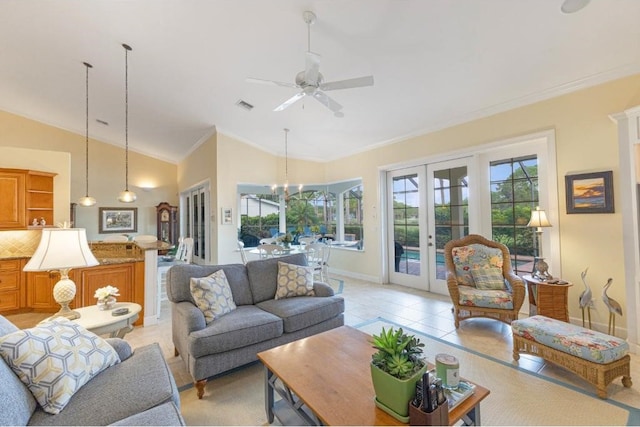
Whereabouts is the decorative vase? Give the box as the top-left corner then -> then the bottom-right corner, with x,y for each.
283,242 -> 291,249
370,362 -> 427,422
97,296 -> 117,311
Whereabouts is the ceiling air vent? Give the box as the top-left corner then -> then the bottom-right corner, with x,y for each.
236,99 -> 254,111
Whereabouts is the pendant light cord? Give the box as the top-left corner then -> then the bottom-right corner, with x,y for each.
123,44 -> 132,191
83,62 -> 92,197
284,128 -> 289,183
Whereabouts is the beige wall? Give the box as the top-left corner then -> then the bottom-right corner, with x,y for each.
0,109 -> 178,241
325,73 -> 640,329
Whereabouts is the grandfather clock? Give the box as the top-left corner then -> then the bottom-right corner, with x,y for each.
156,202 -> 178,246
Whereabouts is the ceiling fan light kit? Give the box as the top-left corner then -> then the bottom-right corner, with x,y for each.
247,10 -> 374,116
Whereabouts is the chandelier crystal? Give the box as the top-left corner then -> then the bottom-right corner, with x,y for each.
271,128 -> 303,201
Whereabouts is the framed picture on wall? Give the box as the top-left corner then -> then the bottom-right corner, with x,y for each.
565,171 -> 614,214
222,207 -> 233,225
99,207 -> 138,233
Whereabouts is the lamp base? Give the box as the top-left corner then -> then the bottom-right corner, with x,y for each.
52,302 -> 81,320
533,257 -> 553,281
52,276 -> 81,320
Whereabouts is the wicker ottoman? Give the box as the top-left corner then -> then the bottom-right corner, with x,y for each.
512,315 -> 632,399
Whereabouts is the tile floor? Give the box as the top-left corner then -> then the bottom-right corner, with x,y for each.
6,274 -> 638,401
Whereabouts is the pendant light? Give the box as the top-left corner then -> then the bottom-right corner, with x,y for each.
78,61 -> 97,207
118,43 -> 136,203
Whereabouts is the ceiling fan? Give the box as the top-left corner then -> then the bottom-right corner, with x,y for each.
247,11 -> 374,117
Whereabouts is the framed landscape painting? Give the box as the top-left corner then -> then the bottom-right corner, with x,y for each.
99,207 -> 138,233
565,171 -> 614,214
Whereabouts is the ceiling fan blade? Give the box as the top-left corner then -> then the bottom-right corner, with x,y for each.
305,52 -> 321,85
320,75 -> 374,91
273,92 -> 306,112
246,77 -> 298,89
313,91 -> 343,113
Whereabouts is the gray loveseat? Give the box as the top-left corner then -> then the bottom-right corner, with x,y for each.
167,253 -> 345,399
0,315 -> 184,426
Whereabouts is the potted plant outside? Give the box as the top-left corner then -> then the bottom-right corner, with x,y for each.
370,327 -> 426,422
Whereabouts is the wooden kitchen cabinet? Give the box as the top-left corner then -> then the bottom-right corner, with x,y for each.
0,170 -> 26,229
0,168 -> 55,230
0,259 -> 26,311
73,262 -> 145,326
26,270 -> 60,311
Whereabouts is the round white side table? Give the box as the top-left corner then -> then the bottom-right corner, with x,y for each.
72,302 -> 142,338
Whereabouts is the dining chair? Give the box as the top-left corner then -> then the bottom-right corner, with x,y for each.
237,240 -> 248,264
306,243 -> 331,282
298,236 -> 316,248
258,243 -> 283,259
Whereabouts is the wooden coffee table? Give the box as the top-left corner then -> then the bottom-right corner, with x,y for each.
257,325 -> 489,426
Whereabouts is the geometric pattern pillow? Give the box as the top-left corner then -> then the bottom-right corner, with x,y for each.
471,267 -> 506,290
0,317 -> 120,415
190,269 -> 237,324
275,261 -> 315,300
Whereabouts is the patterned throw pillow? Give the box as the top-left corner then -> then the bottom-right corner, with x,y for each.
190,269 -> 237,323
275,261 -> 315,300
0,318 -> 120,415
471,267 -> 507,290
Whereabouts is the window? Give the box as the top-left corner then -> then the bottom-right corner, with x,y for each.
489,156 -> 538,275
343,184 -> 363,243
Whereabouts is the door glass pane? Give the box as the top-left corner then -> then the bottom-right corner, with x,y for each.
199,190 -> 206,257
193,193 -> 200,257
490,156 -> 538,275
393,174 -> 420,276
432,166 -> 468,280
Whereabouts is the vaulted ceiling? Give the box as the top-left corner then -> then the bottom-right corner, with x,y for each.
1,0 -> 639,163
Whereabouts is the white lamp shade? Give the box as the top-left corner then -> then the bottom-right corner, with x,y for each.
527,208 -> 552,228
24,228 -> 99,271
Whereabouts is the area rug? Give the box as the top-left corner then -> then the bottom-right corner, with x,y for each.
178,318 -> 638,426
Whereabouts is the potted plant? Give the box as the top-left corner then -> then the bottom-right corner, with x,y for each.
278,232 -> 293,248
370,327 -> 426,422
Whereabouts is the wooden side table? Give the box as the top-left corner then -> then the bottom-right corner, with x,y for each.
521,275 -> 572,322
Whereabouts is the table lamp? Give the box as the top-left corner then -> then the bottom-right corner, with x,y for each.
527,206 -> 552,280
23,227 -> 99,319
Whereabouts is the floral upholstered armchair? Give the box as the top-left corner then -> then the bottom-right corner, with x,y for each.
444,234 -> 525,328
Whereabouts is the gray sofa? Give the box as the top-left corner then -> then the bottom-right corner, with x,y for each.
167,253 -> 345,399
0,315 -> 184,426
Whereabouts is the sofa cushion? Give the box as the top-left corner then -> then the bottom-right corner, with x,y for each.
247,253 -> 308,303
167,263 -> 253,306
471,267 -> 506,290
188,305 -> 283,357
0,318 -> 120,415
0,315 -> 37,426
275,261 -> 315,299
27,343 -> 180,426
257,296 -> 345,333
0,353 -> 38,426
110,401 -> 185,426
190,269 -> 237,323
458,286 -> 514,309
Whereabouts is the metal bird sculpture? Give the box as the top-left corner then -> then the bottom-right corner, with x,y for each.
602,278 -> 623,336
578,267 -> 592,328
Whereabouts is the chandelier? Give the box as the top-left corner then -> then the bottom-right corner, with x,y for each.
118,43 -> 136,203
271,128 -> 302,201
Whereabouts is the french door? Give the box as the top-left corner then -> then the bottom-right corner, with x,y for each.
426,158 -> 476,295
387,158 -> 475,294
388,167 -> 427,289
182,184 -> 210,264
